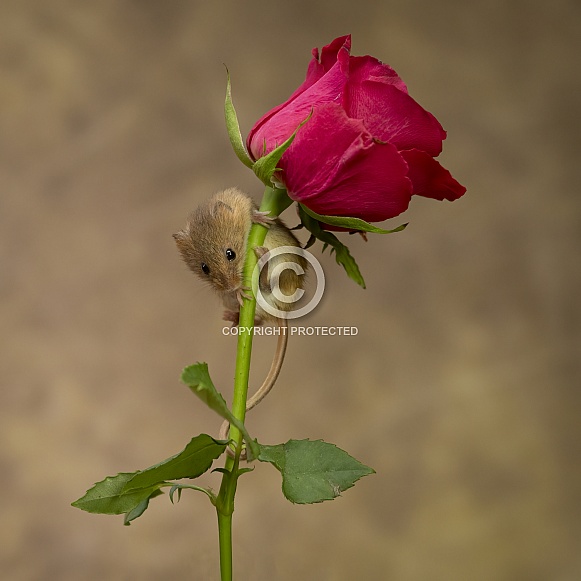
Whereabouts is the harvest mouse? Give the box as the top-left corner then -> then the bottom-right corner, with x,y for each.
173,187 -> 307,322
173,187 -> 308,456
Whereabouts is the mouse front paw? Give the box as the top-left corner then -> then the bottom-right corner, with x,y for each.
252,210 -> 275,227
236,286 -> 253,307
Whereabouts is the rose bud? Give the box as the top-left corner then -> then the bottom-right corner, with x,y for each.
246,35 -> 466,225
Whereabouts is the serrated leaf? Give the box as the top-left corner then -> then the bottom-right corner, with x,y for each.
298,205 -> 366,288
258,439 -> 374,504
72,435 -> 224,516
72,472 -> 163,515
224,68 -> 253,168
300,204 -> 408,234
123,434 -> 226,492
124,489 -> 163,526
181,363 -> 259,460
252,110 -> 312,186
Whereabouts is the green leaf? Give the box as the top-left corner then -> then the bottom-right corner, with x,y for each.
72,472 -> 163,515
181,363 -> 260,461
124,489 -> 163,526
258,439 -> 375,504
72,434 -> 225,517
122,434 -> 226,492
252,110 -> 312,186
300,204 -> 408,234
224,67 -> 253,169
298,205 -> 366,288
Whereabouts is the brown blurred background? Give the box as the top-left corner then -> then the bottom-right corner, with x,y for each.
1,1 -> 580,579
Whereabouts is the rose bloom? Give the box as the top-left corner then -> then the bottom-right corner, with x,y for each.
247,35 -> 466,223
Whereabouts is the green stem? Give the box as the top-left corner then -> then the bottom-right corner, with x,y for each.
215,185 -> 285,581
217,510 -> 232,578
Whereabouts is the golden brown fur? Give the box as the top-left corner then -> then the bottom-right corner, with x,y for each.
173,187 -> 307,322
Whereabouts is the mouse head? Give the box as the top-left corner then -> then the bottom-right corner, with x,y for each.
173,195 -> 251,294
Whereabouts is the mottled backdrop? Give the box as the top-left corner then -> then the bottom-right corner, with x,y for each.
1,1 -> 579,580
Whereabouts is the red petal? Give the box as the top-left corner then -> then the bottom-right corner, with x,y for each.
400,149 -> 466,201
345,80 -> 446,157
280,103 -> 413,222
247,47 -> 350,160
348,55 -> 408,94
246,36 -> 352,160
320,34 -> 351,70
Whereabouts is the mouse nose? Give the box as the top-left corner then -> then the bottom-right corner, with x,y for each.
222,272 -> 241,293
215,272 -> 232,292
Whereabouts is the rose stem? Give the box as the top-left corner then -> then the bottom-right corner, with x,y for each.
215,185 -> 281,581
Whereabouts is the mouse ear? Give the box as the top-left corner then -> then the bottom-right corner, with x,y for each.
211,200 -> 233,217
173,231 -> 197,266
173,230 -> 190,255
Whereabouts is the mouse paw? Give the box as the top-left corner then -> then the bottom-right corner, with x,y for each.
254,246 -> 269,259
236,286 -> 253,307
252,210 -> 275,227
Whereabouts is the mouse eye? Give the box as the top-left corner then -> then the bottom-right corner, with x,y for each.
201,262 -> 210,275
225,248 -> 236,261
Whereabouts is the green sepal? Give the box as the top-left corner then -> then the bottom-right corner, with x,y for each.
258,439 -> 375,504
298,205 -> 366,288
261,185 -> 294,217
304,234 -> 317,249
124,489 -> 163,526
252,110 -> 312,186
122,434 -> 226,493
300,204 -> 408,234
224,67 -> 253,169
181,363 -> 260,461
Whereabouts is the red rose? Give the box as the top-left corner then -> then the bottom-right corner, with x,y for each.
247,35 -> 466,223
